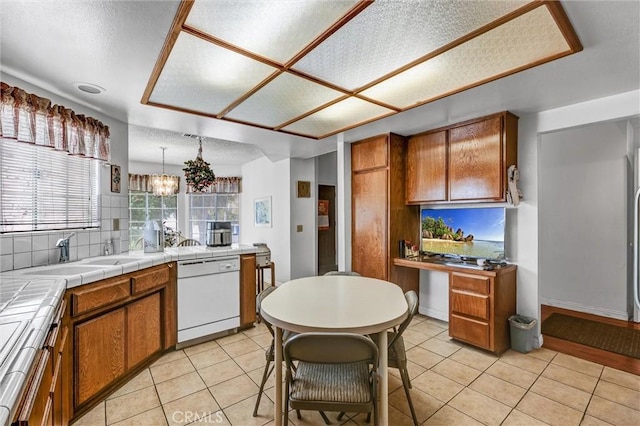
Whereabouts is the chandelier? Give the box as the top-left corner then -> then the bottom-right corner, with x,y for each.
151,147 -> 179,196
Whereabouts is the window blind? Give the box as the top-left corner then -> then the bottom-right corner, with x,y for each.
0,138 -> 100,232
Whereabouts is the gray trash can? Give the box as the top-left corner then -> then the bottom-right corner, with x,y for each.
508,315 -> 537,353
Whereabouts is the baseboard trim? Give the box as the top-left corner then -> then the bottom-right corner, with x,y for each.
419,306 -> 448,322
539,297 -> 629,321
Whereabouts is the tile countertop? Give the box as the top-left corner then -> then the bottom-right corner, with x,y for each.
0,244 -> 257,425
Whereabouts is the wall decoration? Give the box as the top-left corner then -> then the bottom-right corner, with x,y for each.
318,199 -> 329,230
254,196 -> 272,227
297,180 -> 311,198
110,164 -> 121,193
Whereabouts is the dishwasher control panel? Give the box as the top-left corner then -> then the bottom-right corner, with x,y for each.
177,256 -> 240,278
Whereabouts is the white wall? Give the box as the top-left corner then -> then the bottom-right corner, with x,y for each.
539,122 -> 628,319
0,74 -> 130,271
290,158 -> 317,279
317,151 -> 337,186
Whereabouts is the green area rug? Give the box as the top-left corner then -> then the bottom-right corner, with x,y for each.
541,313 -> 640,359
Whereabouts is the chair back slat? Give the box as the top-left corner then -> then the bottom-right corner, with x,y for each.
284,332 -> 378,367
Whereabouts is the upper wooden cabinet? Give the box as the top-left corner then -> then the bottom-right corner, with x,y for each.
406,111 -> 518,204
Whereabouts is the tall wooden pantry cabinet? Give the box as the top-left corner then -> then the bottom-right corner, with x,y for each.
351,133 -> 419,293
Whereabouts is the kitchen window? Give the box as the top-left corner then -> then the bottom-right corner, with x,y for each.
128,192 -> 177,249
0,138 -> 100,232
188,193 -> 239,244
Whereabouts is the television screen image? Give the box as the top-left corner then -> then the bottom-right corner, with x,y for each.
420,207 -> 505,260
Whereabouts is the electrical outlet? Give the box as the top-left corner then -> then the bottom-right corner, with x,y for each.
296,225 -> 303,232
113,218 -> 120,231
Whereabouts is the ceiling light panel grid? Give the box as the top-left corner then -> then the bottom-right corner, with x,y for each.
361,5 -> 571,109
225,72 -> 346,127
281,97 -> 395,138
185,0 -> 359,63
292,0 -> 530,91
149,32 -> 277,115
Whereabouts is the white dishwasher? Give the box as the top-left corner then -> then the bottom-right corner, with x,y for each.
177,256 -> 240,344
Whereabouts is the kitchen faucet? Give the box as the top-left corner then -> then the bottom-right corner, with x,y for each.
56,232 -> 76,263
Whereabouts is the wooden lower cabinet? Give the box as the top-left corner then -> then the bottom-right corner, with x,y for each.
239,254 -> 257,328
449,268 -> 516,354
63,262 -> 177,422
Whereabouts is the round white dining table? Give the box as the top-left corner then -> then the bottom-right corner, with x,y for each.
260,275 -> 409,426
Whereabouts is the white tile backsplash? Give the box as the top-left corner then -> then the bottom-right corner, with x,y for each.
1,193 -> 130,271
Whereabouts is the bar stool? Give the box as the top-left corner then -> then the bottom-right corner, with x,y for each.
256,261 -> 275,293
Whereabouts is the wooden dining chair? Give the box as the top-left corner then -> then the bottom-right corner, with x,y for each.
177,238 -> 201,247
284,332 -> 378,426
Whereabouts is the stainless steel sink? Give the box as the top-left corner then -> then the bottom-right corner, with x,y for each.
20,265 -> 105,276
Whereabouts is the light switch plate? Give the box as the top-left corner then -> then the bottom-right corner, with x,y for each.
296,225 -> 303,232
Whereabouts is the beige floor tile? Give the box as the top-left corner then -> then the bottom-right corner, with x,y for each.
389,384 -> 444,423
530,376 -> 591,412
209,373 -> 259,408
74,401 -> 106,426
411,370 -> 464,403
289,409 -> 335,425
234,348 -> 269,373
152,349 -> 187,367
188,346 -> 230,370
448,388 -> 511,425
401,359 -> 428,381
386,404 -> 417,426
424,405 -> 484,425
586,395 -> 640,425
220,337 -> 262,358
249,331 -> 273,348
469,373 -> 526,407
106,385 -> 160,424
449,346 -> 498,371
401,328 -> 431,346
242,323 -> 268,338
410,321 -> 449,337
526,347 -> 558,362
551,353 -> 603,378
190,411 -> 231,425
222,394 -> 274,426
501,409 -> 550,425
419,337 -> 462,357
155,371 -> 207,405
594,380 -> 640,410
216,332 -> 249,347
580,415 -> 614,426
424,317 -> 449,329
431,358 -> 482,386
150,356 -> 196,384
247,365 -> 276,392
182,339 -> 221,357
108,368 -> 154,399
405,345 -> 444,369
498,349 -> 549,374
485,360 -> 538,389
161,388 -> 220,426
541,363 -> 598,393
197,358 -> 245,387
600,366 -> 640,391
516,392 -> 583,426
110,407 -> 168,426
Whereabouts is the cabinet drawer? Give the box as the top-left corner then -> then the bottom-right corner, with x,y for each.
131,264 -> 170,295
450,290 -> 489,320
451,273 -> 490,294
71,277 -> 130,316
450,314 -> 489,349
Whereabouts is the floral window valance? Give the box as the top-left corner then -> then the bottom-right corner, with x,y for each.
129,173 -> 180,193
0,82 -> 110,160
187,176 -> 241,194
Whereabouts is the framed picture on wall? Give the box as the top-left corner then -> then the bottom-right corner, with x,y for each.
110,164 -> 121,193
254,196 -> 272,227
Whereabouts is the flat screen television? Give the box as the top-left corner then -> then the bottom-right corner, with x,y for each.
420,207 -> 505,260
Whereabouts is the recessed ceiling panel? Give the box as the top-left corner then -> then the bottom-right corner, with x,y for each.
225,73 -> 345,127
361,5 -> 571,109
149,32 -> 277,115
281,97 -> 395,138
293,0 -> 530,90
186,0 -> 359,63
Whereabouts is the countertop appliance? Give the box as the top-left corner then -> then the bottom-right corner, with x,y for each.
253,242 -> 271,266
206,220 -> 232,247
177,256 -> 240,344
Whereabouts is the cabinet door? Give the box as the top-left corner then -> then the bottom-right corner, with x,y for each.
75,309 -> 125,406
127,292 -> 162,368
352,136 -> 388,172
352,169 -> 388,280
240,254 -> 257,327
406,131 -> 447,203
449,116 -> 503,201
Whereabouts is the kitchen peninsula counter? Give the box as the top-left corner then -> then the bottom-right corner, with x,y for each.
0,244 -> 257,425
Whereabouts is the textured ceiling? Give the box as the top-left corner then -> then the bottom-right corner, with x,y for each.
143,0 -> 582,139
